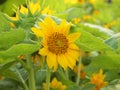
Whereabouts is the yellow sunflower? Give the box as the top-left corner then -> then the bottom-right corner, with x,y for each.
90,69 -> 108,90
42,6 -> 54,15
10,1 -> 40,21
20,1 -> 40,15
31,17 -> 80,71
43,77 -> 66,90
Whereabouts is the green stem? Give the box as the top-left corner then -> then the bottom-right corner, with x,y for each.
46,66 -> 51,90
26,55 -> 36,90
65,68 -> 69,80
76,50 -> 82,85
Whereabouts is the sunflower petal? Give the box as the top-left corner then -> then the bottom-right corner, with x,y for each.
68,33 -> 81,43
57,55 -> 68,70
65,53 -> 76,69
39,48 -> 48,56
31,27 -> 42,38
46,53 -> 58,71
67,49 -> 80,61
59,20 -> 71,34
69,43 -> 80,51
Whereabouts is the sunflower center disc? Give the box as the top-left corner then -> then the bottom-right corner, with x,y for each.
47,32 -> 68,55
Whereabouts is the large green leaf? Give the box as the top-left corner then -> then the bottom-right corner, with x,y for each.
0,0 -> 25,15
105,33 -> 120,50
0,43 -> 40,58
74,27 -> 111,51
0,29 -> 25,50
0,12 -> 10,32
0,79 -> 23,90
0,69 -> 20,82
85,54 -> 120,81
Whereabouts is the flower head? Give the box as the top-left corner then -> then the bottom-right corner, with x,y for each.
42,6 -> 54,15
32,17 -> 80,71
10,1 -> 40,21
90,69 -> 108,90
72,18 -> 81,24
64,0 -> 85,4
19,1 -> 40,15
43,78 -> 66,90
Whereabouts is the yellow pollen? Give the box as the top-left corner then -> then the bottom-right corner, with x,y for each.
47,32 -> 68,55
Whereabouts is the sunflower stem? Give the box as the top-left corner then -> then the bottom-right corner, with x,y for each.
46,66 -> 51,90
65,68 -> 69,80
76,50 -> 82,85
26,55 -> 36,90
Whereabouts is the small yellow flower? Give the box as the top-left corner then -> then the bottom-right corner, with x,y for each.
72,18 -> 81,24
20,1 -> 40,15
83,15 -> 91,21
32,54 -> 43,66
104,23 -> 111,29
64,0 -> 85,4
89,0 -> 97,4
78,0 -> 85,4
110,21 -> 117,26
90,69 -> 108,90
64,0 -> 78,4
93,10 -> 100,15
10,1 -> 40,21
74,64 -> 86,79
43,78 -> 66,90
32,17 -> 80,71
20,5 -> 28,15
0,76 -> 4,80
42,6 -> 54,15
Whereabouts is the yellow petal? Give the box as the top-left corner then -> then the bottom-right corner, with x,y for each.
20,5 -> 28,14
31,27 -> 42,38
38,17 -> 57,35
67,49 -> 80,61
46,53 -> 58,71
65,53 -> 76,69
42,6 -> 49,14
67,32 -> 81,43
69,43 -> 80,51
50,78 -> 58,88
39,48 -> 48,56
57,55 -> 68,70
29,2 -> 40,14
58,20 -> 71,35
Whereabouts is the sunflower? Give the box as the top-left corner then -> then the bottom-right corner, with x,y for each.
20,1 -> 40,15
43,77 -> 66,90
42,6 -> 54,15
90,69 -> 108,90
31,17 -> 80,71
10,1 -> 40,21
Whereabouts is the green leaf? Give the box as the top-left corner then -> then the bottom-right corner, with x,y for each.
0,61 -> 17,70
85,54 -> 120,81
74,27 -> 111,51
83,23 -> 114,37
0,12 -> 10,32
105,33 -> 120,50
80,84 -> 95,90
0,43 -> 40,58
0,29 -> 25,50
65,7 -> 85,21
0,0 -> 25,16
0,79 -> 23,90
66,85 -> 81,90
0,69 -> 20,82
